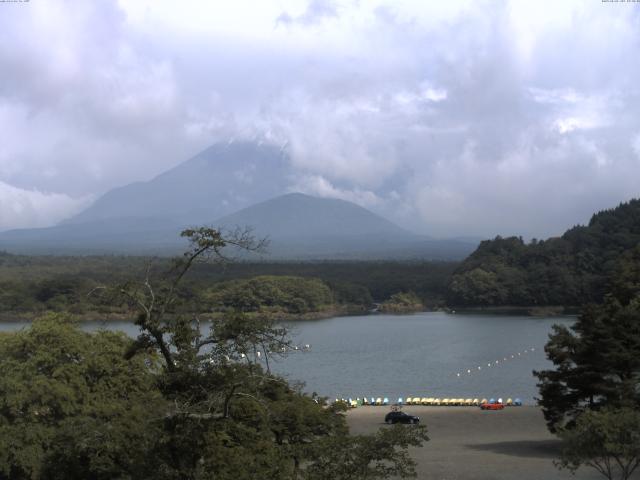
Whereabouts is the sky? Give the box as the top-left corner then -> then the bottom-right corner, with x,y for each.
1,0 -> 639,237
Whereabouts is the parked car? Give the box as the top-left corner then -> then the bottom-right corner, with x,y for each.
480,402 -> 505,410
384,411 -> 420,424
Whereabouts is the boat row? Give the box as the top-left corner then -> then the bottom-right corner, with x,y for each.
336,397 -> 523,408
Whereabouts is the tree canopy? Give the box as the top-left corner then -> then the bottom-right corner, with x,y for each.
0,228 -> 430,479
447,199 -> 640,307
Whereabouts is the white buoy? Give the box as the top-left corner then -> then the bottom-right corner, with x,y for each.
467,369 -> 471,374
495,360 -> 499,364
457,373 -> 461,377
487,363 -> 491,367
240,353 -> 246,358
257,351 -> 261,358
478,366 -> 482,370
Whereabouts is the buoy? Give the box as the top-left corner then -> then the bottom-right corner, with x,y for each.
257,351 -> 261,358
487,363 -> 491,367
467,369 -> 471,374
240,353 -> 246,358
457,373 -> 461,377
478,366 -> 482,370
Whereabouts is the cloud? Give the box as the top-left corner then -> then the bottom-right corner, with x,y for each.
0,181 -> 90,231
0,0 -> 639,236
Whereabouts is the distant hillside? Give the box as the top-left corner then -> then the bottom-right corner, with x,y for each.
66,141 -> 290,225
0,191 -> 477,259
215,193 -> 476,260
447,199 -> 640,307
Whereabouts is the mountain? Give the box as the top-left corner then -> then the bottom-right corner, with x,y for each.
215,193 -> 476,260
0,141 -> 478,259
447,198 -> 640,307
0,192 -> 477,259
217,193 -> 408,238
66,141 -> 290,225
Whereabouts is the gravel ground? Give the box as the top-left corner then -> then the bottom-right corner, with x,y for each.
346,406 -> 627,480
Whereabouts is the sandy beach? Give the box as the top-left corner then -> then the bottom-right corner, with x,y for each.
346,406 -> 616,480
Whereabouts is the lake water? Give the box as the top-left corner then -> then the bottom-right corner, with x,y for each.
0,312 -> 572,405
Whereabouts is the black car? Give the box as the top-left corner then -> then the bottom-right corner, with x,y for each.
384,411 -> 420,424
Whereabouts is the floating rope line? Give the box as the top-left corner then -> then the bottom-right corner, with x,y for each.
454,347 -> 537,377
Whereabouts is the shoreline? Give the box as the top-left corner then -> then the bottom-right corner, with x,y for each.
0,305 -> 579,323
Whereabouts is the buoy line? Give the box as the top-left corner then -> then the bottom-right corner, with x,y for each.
454,346 -> 538,378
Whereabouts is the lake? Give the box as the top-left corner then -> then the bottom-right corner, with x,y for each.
0,312 -> 572,404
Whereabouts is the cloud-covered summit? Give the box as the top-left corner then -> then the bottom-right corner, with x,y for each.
1,0 -> 639,237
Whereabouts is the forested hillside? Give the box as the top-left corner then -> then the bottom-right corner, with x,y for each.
0,254 -> 454,318
447,199 -> 640,307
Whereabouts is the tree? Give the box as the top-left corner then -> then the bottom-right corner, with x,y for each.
534,294 -> 640,432
100,227 -> 430,479
0,314 -> 163,480
304,424 -> 429,480
556,407 -> 640,480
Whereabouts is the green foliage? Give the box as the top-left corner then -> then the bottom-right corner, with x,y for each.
556,407 -> 640,480
447,199 -> 640,307
206,276 -> 335,314
0,255 -> 453,317
380,291 -> 424,313
102,227 -> 429,479
0,313 -> 163,480
305,424 -> 429,480
534,294 -> 640,432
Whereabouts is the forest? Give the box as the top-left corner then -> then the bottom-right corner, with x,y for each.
447,199 -> 640,308
0,252 -> 454,320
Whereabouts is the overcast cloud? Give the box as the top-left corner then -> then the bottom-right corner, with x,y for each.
1,0 -> 639,237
